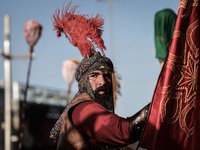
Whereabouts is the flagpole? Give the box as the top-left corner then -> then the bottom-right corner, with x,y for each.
4,14 -> 11,150
0,15 -> 36,150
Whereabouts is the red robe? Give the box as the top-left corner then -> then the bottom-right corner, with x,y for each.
72,101 -> 134,147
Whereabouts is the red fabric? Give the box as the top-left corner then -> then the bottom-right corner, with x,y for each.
71,101 -> 133,147
139,1 -> 200,150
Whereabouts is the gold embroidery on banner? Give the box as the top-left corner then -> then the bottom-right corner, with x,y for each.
160,93 -> 182,124
178,53 -> 198,102
193,0 -> 199,6
173,30 -> 186,53
172,30 -> 181,39
160,19 -> 199,137
179,0 -> 197,18
179,98 -> 195,137
179,0 -> 198,9
186,20 -> 199,57
179,0 -> 188,9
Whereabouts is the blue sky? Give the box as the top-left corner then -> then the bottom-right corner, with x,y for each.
0,0 -> 179,117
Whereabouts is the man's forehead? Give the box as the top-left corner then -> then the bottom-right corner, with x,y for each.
89,70 -> 111,74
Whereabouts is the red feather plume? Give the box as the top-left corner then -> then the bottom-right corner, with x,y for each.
52,1 -> 106,57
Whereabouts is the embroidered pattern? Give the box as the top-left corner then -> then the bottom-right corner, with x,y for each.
160,19 -> 199,137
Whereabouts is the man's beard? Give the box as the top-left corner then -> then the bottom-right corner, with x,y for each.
78,73 -> 114,112
93,86 -> 114,112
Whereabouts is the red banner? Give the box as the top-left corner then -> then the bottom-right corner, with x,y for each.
139,0 -> 200,149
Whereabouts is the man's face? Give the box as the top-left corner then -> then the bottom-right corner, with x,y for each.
88,70 -> 112,95
79,69 -> 114,112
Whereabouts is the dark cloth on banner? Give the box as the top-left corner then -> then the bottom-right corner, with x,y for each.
155,8 -> 177,62
139,0 -> 200,150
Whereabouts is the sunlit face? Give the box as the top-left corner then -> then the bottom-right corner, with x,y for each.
88,70 -> 112,95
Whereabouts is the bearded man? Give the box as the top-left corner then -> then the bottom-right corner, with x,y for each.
50,2 -> 150,150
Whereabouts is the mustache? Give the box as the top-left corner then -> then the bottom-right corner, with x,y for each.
95,86 -> 107,93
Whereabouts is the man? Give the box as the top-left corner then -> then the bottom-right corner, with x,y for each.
54,52 -> 149,150
50,2 -> 150,150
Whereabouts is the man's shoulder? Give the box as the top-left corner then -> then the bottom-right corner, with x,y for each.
71,93 -> 94,105
67,93 -> 96,112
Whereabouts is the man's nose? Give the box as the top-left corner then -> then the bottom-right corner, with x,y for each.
98,75 -> 106,87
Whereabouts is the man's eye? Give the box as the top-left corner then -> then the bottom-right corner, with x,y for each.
105,74 -> 111,79
90,74 -> 97,78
